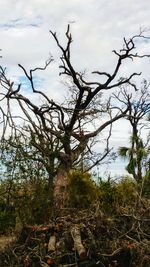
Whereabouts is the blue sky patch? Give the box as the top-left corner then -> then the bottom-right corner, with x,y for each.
0,16 -> 42,30
18,75 -> 44,91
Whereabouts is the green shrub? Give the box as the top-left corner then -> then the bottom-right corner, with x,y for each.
0,178 -> 53,228
97,176 -> 138,213
67,170 -> 99,209
0,202 -> 16,233
98,179 -> 117,212
141,171 -> 150,197
15,179 -> 53,225
115,176 -> 137,206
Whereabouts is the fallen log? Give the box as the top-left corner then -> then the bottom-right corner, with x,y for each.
71,225 -> 86,259
48,235 -> 56,252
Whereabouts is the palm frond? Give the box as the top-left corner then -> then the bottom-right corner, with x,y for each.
118,147 -> 129,158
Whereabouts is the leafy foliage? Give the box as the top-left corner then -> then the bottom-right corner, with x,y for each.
0,201 -> 16,233
98,179 -> 117,212
0,177 -> 53,229
15,179 -> 53,225
141,171 -> 150,197
0,136 -> 54,227
115,176 -> 137,207
67,170 -> 99,208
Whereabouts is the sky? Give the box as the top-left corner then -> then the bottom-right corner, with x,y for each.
0,0 -> 150,177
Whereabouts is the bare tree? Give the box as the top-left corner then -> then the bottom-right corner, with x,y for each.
0,26 -> 149,208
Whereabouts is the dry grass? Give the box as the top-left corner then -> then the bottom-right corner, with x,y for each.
0,235 -> 16,251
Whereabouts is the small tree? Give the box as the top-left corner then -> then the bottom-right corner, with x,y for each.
118,82 -> 150,183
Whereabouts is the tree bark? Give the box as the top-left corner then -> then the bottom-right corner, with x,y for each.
53,168 -> 69,209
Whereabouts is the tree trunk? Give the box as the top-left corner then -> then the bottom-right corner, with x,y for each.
53,168 -> 69,209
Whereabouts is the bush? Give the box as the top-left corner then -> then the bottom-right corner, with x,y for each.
98,179 -> 117,213
142,171 -> 150,197
15,179 -> 53,225
67,170 -> 99,209
0,178 -> 53,228
115,176 -> 137,206
97,176 -> 138,213
0,202 -> 16,233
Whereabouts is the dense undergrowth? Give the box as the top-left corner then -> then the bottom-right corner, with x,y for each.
0,171 -> 150,266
